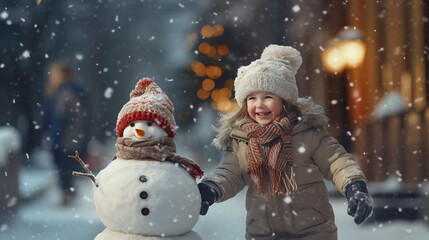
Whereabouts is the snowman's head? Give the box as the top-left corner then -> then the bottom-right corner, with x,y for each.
123,120 -> 168,140
116,78 -> 176,138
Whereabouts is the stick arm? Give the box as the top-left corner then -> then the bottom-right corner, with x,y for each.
68,151 -> 98,187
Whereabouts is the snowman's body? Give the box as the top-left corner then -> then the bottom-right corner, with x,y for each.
93,120 -> 202,240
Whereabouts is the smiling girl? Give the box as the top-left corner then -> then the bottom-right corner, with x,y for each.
197,45 -> 373,240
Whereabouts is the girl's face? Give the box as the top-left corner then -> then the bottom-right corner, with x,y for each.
246,91 -> 283,126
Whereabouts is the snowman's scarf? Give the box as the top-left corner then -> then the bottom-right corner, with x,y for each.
113,137 -> 204,179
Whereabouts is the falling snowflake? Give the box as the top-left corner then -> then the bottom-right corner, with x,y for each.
76,53 -> 84,61
104,87 -> 113,99
0,224 -> 8,232
292,5 -> 301,13
0,11 -> 8,19
21,50 -> 30,58
7,197 -> 17,207
298,146 -> 306,153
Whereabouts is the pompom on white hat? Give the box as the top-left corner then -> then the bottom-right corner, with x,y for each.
234,45 -> 303,107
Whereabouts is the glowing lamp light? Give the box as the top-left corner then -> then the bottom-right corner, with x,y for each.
321,45 -> 346,73
201,25 -> 224,38
339,40 -> 366,68
217,45 -> 230,56
198,42 -> 210,54
321,28 -> 366,73
202,79 -> 215,91
191,61 -> 206,77
197,88 -> 210,100
212,98 -> 238,113
213,25 -> 224,37
206,66 -> 222,79
201,25 -> 214,38
206,46 -> 217,58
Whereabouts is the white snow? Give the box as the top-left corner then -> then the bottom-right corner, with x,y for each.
94,159 -> 200,237
21,50 -> 30,58
2,171 -> 429,239
95,228 -> 201,240
104,87 -> 113,99
374,91 -> 406,119
76,53 -> 84,60
292,5 -> 301,13
0,126 -> 21,167
123,120 -> 168,140
0,11 -> 8,19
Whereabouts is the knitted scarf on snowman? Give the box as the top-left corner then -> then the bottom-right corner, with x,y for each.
241,111 -> 299,195
113,137 -> 204,180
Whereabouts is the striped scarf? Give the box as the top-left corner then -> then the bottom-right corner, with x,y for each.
241,111 -> 299,195
113,137 -> 204,180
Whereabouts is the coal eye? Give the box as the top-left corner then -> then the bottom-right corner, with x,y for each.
130,122 -> 135,127
147,122 -> 153,127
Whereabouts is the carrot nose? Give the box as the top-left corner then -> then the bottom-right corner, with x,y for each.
135,129 -> 145,137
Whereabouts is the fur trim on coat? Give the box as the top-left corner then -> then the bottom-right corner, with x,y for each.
212,97 -> 330,149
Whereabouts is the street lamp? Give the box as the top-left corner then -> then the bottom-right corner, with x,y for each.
321,28 -> 366,73
321,38 -> 347,73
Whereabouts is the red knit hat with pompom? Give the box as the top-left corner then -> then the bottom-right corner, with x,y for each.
116,78 -> 176,138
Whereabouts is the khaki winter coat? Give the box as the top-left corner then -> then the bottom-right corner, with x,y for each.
203,98 -> 367,240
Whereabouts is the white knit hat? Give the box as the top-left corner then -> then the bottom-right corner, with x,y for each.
234,45 -> 302,106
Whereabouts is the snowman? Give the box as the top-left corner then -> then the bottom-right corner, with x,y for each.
71,78 -> 204,240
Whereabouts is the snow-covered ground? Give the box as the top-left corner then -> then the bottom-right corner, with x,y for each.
2,167 -> 429,240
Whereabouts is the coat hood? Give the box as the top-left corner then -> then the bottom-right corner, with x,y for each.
212,97 -> 330,149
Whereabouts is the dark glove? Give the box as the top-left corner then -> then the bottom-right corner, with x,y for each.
198,182 -> 219,215
345,181 -> 373,224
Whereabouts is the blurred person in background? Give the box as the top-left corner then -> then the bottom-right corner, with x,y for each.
42,61 -> 90,207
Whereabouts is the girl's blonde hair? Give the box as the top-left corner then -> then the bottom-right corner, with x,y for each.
213,98 -> 301,148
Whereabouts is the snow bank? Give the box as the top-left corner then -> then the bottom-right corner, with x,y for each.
374,92 -> 406,120
95,228 -> 202,240
0,126 -> 21,167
